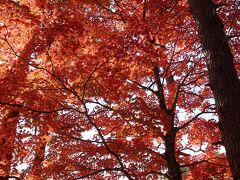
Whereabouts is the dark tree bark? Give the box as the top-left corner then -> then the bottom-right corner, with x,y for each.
154,66 -> 182,180
164,127 -> 182,180
0,175 -> 20,180
189,0 -> 240,179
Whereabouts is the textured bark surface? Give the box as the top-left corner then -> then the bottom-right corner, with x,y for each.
164,128 -> 182,180
189,0 -> 240,179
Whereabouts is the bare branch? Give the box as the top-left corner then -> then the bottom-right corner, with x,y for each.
176,105 -> 214,131
227,34 -> 240,39
94,0 -> 125,22
74,168 -> 122,179
153,66 -> 167,111
82,60 -> 110,100
181,157 -> 229,168
82,103 -> 134,180
0,175 -> 21,180
0,101 -> 66,114
133,81 -> 157,95
170,59 -> 205,112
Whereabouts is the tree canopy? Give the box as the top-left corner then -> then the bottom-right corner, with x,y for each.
0,0 -> 239,179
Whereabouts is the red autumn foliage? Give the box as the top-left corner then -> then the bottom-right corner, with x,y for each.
0,0 -> 238,179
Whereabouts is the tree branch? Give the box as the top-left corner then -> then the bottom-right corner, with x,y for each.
74,167 -> 122,179
0,175 -> 20,180
153,66 -> 167,111
133,81 -> 157,95
176,105 -> 214,131
94,0 -> 125,22
0,101 -> 66,114
227,34 -> 240,39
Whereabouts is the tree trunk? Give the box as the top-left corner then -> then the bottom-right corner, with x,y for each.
189,0 -> 240,179
164,128 -> 182,180
153,66 -> 182,179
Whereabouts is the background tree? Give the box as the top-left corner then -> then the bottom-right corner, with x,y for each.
189,0 -> 240,178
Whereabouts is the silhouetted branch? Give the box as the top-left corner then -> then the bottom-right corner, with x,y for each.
74,168 -> 122,179
0,101 -> 66,114
0,175 -> 21,180
94,0 -> 125,22
176,105 -> 214,131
